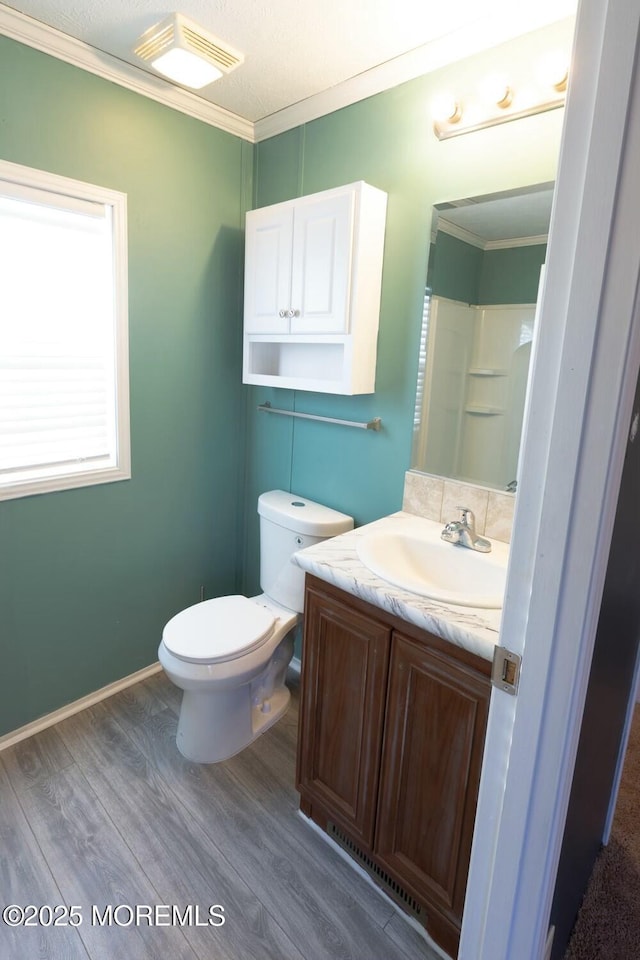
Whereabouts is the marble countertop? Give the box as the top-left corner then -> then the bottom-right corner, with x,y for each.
294,511 -> 505,663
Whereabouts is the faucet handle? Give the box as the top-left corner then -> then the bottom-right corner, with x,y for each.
457,506 -> 476,529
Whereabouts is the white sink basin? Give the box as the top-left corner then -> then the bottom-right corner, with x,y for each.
356,516 -> 508,608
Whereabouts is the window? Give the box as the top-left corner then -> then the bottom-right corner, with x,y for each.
0,160 -> 130,501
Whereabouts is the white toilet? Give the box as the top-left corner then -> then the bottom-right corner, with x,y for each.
158,490 -> 353,763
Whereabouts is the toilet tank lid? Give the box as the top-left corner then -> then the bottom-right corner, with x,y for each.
258,490 -> 354,537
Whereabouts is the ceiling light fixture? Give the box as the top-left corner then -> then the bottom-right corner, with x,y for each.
134,13 -> 244,90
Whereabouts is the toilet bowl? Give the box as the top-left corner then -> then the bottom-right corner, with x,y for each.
159,593 -> 297,763
158,490 -> 353,763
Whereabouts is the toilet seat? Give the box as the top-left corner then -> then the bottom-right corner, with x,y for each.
163,595 -> 275,665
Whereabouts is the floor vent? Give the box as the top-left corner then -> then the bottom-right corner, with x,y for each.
328,821 -> 424,921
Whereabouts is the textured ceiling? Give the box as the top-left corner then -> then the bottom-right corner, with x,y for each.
4,0 -> 577,123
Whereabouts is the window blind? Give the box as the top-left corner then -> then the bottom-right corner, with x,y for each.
0,186 -> 117,486
413,286 -> 432,430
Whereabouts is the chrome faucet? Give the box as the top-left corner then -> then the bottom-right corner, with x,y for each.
441,507 -> 492,553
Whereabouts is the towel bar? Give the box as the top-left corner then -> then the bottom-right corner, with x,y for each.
257,402 -> 381,431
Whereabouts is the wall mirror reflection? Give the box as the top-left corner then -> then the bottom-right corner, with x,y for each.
411,182 -> 554,492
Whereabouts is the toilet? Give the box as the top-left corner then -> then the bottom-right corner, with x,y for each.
158,490 -> 353,763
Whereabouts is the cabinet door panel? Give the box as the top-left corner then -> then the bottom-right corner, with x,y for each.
375,632 -> 490,922
297,584 -> 390,848
244,205 -> 293,333
290,191 -> 354,334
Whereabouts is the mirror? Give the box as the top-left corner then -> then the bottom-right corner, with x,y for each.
411,182 -> 554,491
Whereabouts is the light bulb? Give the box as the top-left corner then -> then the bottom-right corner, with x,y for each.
481,74 -> 513,109
538,52 -> 569,92
432,94 -> 462,125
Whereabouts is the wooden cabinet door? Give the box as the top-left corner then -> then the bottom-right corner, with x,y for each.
244,203 -> 293,334
375,631 -> 490,929
289,190 -> 354,335
297,582 -> 390,849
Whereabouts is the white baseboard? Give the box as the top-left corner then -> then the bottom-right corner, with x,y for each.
0,661 -> 163,753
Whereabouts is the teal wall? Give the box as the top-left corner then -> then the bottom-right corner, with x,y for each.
0,17 -> 568,735
241,23 -> 567,594
0,38 -> 251,736
479,244 -> 546,304
431,232 -> 484,302
431,234 -> 547,304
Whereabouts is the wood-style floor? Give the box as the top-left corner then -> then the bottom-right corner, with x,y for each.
0,671 -> 441,960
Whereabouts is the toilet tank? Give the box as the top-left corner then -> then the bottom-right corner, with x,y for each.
258,490 -> 353,613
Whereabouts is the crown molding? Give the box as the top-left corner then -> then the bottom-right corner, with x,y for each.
485,234 -> 548,250
0,4 -> 255,142
437,218 -> 548,250
437,218 -> 486,248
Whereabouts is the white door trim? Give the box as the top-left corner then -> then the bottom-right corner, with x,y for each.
459,1 -> 640,957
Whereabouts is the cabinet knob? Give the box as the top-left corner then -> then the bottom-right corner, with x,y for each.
278,309 -> 286,318
287,308 -> 300,318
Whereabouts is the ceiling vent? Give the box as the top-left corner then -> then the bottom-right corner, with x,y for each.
134,13 -> 244,89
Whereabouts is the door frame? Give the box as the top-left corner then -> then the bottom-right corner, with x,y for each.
459,1 -> 640,957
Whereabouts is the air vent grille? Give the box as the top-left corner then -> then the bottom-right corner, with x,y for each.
328,821 -> 425,921
182,27 -> 242,70
134,25 -> 175,62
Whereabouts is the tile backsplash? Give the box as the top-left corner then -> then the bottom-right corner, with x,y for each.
402,470 -> 515,543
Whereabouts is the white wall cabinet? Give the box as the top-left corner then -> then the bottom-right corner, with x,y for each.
243,181 -> 387,394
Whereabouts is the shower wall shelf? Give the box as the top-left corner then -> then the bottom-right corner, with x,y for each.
258,402 -> 382,431
468,368 -> 508,376
464,404 -> 505,416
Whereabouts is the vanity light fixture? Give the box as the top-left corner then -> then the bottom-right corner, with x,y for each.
433,58 -> 569,141
134,13 -> 244,90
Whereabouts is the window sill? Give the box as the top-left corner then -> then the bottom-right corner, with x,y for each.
0,464 -> 131,502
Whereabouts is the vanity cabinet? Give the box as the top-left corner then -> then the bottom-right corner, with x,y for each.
242,181 -> 387,394
296,576 -> 491,957
296,579 -> 391,849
